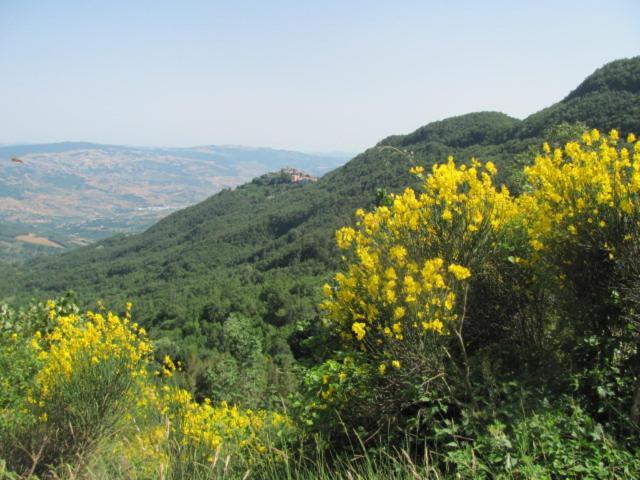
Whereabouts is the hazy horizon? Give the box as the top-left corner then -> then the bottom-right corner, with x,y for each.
0,139 -> 357,157
1,0 -> 638,152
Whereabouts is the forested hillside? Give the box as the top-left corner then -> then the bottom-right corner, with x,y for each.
3,58 -> 639,327
0,142 -> 350,262
2,57 -> 640,479
0,56 -> 637,410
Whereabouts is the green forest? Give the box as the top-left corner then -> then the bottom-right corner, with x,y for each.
1,57 -> 640,479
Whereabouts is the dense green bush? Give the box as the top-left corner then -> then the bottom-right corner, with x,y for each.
294,130 -> 640,478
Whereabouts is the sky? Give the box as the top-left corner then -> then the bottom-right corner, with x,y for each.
0,1 -> 638,153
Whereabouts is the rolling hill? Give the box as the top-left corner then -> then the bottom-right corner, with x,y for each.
0,143 -> 351,261
2,56 -> 639,345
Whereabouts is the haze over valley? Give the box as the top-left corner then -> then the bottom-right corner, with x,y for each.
0,142 -> 351,260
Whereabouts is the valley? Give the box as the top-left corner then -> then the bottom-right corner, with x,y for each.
0,143 -> 351,260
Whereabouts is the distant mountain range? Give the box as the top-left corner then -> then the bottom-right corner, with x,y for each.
0,143 -> 353,260
2,56 -> 638,323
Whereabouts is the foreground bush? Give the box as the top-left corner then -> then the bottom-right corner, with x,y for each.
0,298 -> 290,478
300,130 -> 640,464
306,159 -> 516,433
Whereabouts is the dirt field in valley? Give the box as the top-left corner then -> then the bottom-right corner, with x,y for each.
15,234 -> 64,248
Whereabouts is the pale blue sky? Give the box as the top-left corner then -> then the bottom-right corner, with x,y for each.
0,0 -> 638,152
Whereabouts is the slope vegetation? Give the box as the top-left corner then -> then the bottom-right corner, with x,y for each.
2,56 -> 639,353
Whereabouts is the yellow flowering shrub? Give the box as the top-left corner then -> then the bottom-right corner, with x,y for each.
520,129 -> 640,260
517,129 -> 640,377
296,354 -> 369,419
165,385 -> 286,449
322,157 -> 516,367
122,382 -> 291,477
30,306 -> 152,405
9,302 -> 154,471
307,157 -> 518,431
0,299 -> 292,478
309,129 -> 640,438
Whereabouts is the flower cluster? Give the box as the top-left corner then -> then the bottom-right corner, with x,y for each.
520,130 -> 640,261
15,300 -> 291,474
111,374 -> 291,475
310,130 -> 640,432
29,303 -> 152,405
322,157 -> 516,375
144,384 -> 288,453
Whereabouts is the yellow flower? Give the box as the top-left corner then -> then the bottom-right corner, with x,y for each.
336,227 -> 356,250
325,148 -> 520,375
530,239 -> 544,251
422,319 -> 444,334
609,129 -> 619,142
351,322 -> 366,341
444,292 -> 456,310
30,307 -> 153,405
521,129 -> 639,271
391,360 -> 401,369
448,263 -> 471,281
389,245 -> 407,263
